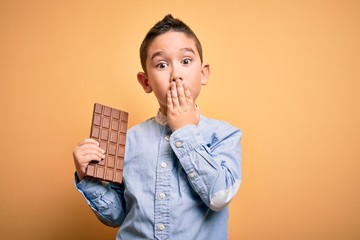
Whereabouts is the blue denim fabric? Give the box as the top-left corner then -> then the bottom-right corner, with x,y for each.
76,113 -> 242,240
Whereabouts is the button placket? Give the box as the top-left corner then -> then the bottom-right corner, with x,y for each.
154,127 -> 172,238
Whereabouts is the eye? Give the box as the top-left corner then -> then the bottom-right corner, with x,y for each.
156,62 -> 168,69
181,58 -> 192,65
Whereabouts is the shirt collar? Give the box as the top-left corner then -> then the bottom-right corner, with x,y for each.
155,109 -> 168,126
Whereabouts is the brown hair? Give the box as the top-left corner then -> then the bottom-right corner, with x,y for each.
139,14 -> 203,73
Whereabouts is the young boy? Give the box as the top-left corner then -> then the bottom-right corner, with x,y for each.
73,14 -> 242,240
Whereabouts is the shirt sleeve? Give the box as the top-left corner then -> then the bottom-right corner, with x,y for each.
169,124 -> 242,211
74,173 -> 126,227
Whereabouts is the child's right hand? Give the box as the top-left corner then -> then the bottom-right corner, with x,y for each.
72,138 -> 106,181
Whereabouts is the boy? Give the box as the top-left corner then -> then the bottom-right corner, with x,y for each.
73,14 -> 242,240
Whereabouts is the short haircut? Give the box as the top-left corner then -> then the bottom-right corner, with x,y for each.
139,14 -> 203,73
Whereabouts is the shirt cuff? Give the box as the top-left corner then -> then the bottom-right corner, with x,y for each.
170,125 -> 203,157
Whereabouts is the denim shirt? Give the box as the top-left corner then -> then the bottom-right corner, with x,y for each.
76,111 -> 242,240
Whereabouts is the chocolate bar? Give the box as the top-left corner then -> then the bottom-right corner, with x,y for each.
85,103 -> 128,183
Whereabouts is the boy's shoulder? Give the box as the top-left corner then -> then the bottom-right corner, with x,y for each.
128,117 -> 157,131
199,115 -> 239,131
197,115 -> 242,144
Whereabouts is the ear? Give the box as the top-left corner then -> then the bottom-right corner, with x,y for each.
201,63 -> 210,85
137,72 -> 153,93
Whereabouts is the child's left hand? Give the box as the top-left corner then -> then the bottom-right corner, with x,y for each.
166,79 -> 200,132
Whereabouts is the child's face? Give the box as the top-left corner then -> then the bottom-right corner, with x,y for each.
137,31 -> 209,114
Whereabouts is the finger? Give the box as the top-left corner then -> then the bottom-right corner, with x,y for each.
167,89 -> 173,111
78,138 -> 100,146
74,145 -> 105,163
170,81 -> 180,109
83,154 -> 102,162
73,153 -> 103,168
184,85 -> 194,106
76,142 -> 105,154
76,147 -> 105,160
83,148 -> 106,158
176,80 -> 187,107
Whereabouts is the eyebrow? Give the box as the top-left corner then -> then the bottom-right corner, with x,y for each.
150,48 -> 195,61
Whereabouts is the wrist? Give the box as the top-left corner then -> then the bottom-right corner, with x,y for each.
75,171 -> 85,182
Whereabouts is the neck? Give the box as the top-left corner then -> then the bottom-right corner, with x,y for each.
159,106 -> 167,116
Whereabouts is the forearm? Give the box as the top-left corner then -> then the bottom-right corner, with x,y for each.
75,173 -> 126,227
170,124 -> 242,211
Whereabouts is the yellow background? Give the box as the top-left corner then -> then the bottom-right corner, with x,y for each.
1,0 -> 359,239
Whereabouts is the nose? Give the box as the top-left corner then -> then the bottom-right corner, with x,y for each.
170,66 -> 183,82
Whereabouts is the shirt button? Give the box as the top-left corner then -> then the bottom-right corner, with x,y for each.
159,192 -> 166,199
175,141 -> 182,148
158,223 -> 165,231
165,134 -> 170,141
160,162 -> 167,168
189,172 -> 196,178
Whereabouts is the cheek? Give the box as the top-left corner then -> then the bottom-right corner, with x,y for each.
188,84 -> 202,100
188,78 -> 203,99
152,84 -> 170,102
